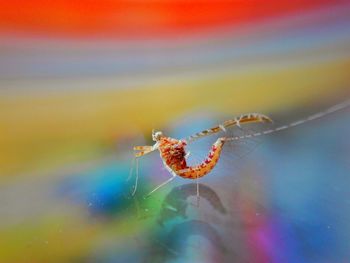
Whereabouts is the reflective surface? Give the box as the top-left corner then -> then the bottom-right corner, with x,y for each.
1,2 -> 350,263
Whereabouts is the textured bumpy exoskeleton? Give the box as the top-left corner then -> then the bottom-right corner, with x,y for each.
131,113 -> 272,199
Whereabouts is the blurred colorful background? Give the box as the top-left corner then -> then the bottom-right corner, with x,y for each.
1,1 -> 350,262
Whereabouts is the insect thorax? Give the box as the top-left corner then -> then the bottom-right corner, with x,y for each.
159,137 -> 188,170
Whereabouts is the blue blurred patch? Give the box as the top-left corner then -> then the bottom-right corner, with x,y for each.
56,160 -> 147,218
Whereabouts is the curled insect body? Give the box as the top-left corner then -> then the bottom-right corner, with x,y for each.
131,113 -> 272,198
130,98 -> 350,199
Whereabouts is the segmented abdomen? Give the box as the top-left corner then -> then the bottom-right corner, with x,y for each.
177,137 -> 226,179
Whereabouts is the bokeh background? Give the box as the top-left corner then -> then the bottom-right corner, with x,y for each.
1,1 -> 350,262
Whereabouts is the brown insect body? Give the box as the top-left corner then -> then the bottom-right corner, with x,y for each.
158,136 -> 226,179
132,113 -> 273,196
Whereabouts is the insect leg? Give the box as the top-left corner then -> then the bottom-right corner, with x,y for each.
133,145 -> 153,151
144,172 -> 177,198
130,146 -> 152,181
133,145 -> 154,157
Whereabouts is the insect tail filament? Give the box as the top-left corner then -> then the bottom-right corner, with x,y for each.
226,99 -> 350,142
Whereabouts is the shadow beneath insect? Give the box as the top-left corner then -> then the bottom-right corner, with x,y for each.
145,220 -> 226,263
158,183 -> 226,226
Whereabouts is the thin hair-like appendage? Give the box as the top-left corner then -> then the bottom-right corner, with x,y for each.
227,99 -> 350,142
127,157 -> 139,196
127,157 -> 135,182
131,158 -> 139,196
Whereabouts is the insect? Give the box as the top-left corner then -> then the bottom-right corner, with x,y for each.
131,113 -> 272,199
130,98 -> 350,199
